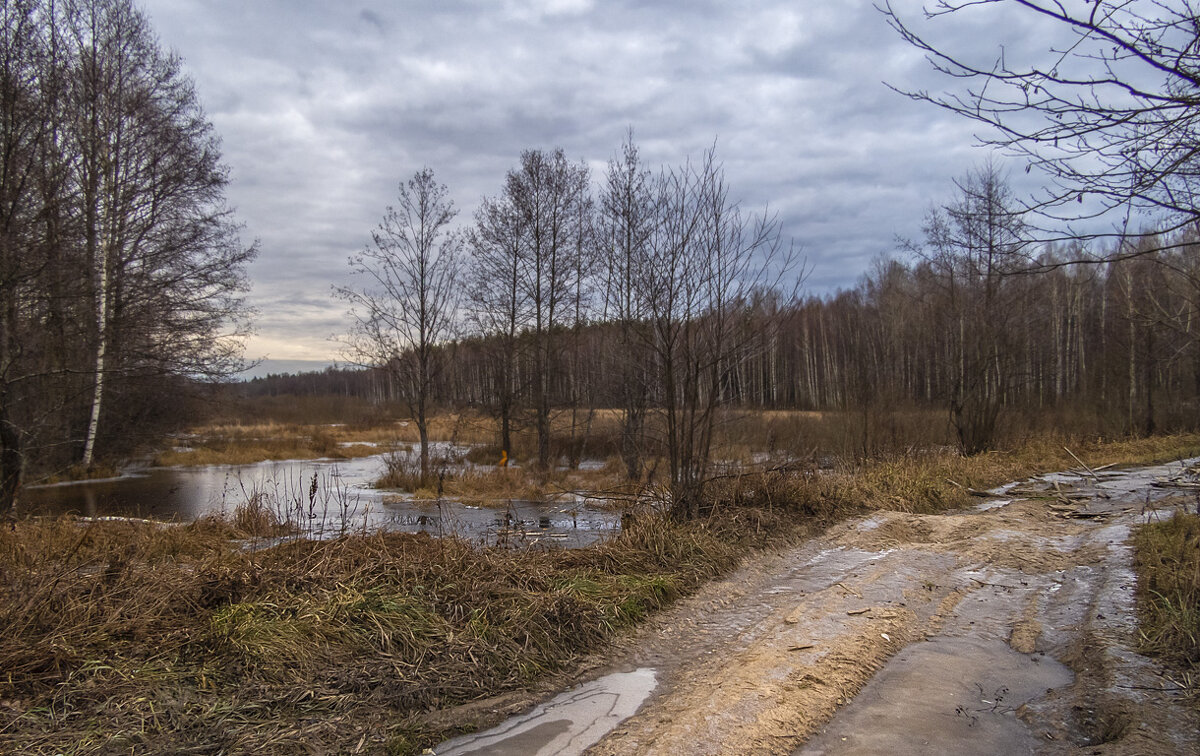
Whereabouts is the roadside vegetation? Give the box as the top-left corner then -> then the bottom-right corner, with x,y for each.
148,400 -> 501,470
3,431 -> 1197,755
1134,507 -> 1200,693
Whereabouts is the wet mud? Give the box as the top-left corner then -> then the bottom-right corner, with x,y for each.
436,459 -> 1200,755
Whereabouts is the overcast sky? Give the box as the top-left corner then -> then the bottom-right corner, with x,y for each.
136,0 -> 1065,370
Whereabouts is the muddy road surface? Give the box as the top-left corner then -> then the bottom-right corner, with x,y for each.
438,460 -> 1200,755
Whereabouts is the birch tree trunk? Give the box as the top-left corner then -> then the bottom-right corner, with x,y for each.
81,240 -> 109,467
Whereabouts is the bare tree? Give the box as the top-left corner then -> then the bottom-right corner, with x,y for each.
562,187 -> 599,470
599,132 -> 657,480
338,168 -> 462,484
1141,228 -> 1200,398
466,191 -> 528,457
881,1 -> 1200,240
642,148 -> 799,518
911,162 -> 1033,453
505,148 -> 592,471
64,0 -> 253,468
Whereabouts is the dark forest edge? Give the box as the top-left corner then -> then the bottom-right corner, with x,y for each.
2,432 -> 1197,755
0,0 -> 254,517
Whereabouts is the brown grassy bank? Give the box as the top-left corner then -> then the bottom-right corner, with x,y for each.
150,411 -> 500,469
2,433 -> 1198,754
1134,509 -> 1200,689
152,423 -> 406,467
809,432 -> 1200,514
0,509 -> 793,754
158,400 -> 1199,474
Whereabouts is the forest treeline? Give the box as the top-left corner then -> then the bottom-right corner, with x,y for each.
256,153 -> 1200,521
0,0 -> 252,516
251,219 -> 1199,447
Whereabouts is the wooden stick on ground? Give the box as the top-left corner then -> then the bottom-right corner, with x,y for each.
1064,447 -> 1101,483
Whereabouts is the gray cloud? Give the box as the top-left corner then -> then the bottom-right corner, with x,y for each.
137,0 -> 1062,360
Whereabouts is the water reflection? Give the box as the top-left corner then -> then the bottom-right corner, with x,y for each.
21,453 -> 619,548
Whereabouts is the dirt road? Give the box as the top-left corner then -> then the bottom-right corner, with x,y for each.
436,460 -> 1200,755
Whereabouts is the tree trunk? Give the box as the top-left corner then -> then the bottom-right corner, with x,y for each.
82,238 -> 110,468
621,405 -> 643,481
0,373 -> 21,518
416,389 -> 430,484
1128,282 -> 1137,436
1143,327 -> 1155,436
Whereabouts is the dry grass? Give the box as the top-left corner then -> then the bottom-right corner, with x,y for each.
36,462 -> 122,485
4,429 -> 1199,753
373,439 -> 630,503
1134,510 -> 1200,675
154,412 -> 503,469
0,506 -> 793,755
712,406 -> 953,462
154,423 -> 407,467
700,432 -> 1200,521
664,428 -> 1200,522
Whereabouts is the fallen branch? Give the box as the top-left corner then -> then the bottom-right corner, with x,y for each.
1063,447 -> 1101,483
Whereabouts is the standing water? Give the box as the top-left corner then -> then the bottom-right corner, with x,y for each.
20,451 -> 619,547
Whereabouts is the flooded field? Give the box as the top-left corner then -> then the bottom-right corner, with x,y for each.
21,450 -> 620,548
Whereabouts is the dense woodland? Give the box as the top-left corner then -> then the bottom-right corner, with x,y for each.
0,0 -> 253,516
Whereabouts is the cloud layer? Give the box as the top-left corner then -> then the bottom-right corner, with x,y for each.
138,0 -> 1057,361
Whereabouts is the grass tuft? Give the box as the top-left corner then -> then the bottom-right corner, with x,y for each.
1134,510 -> 1200,671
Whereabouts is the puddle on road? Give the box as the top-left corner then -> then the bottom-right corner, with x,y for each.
977,456 -> 1200,514
797,636 -> 1072,756
974,497 -> 1011,511
799,458 -> 1199,756
434,668 -> 657,756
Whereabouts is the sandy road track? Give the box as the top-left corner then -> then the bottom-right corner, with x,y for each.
436,460 -> 1200,755
587,460 -> 1200,755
